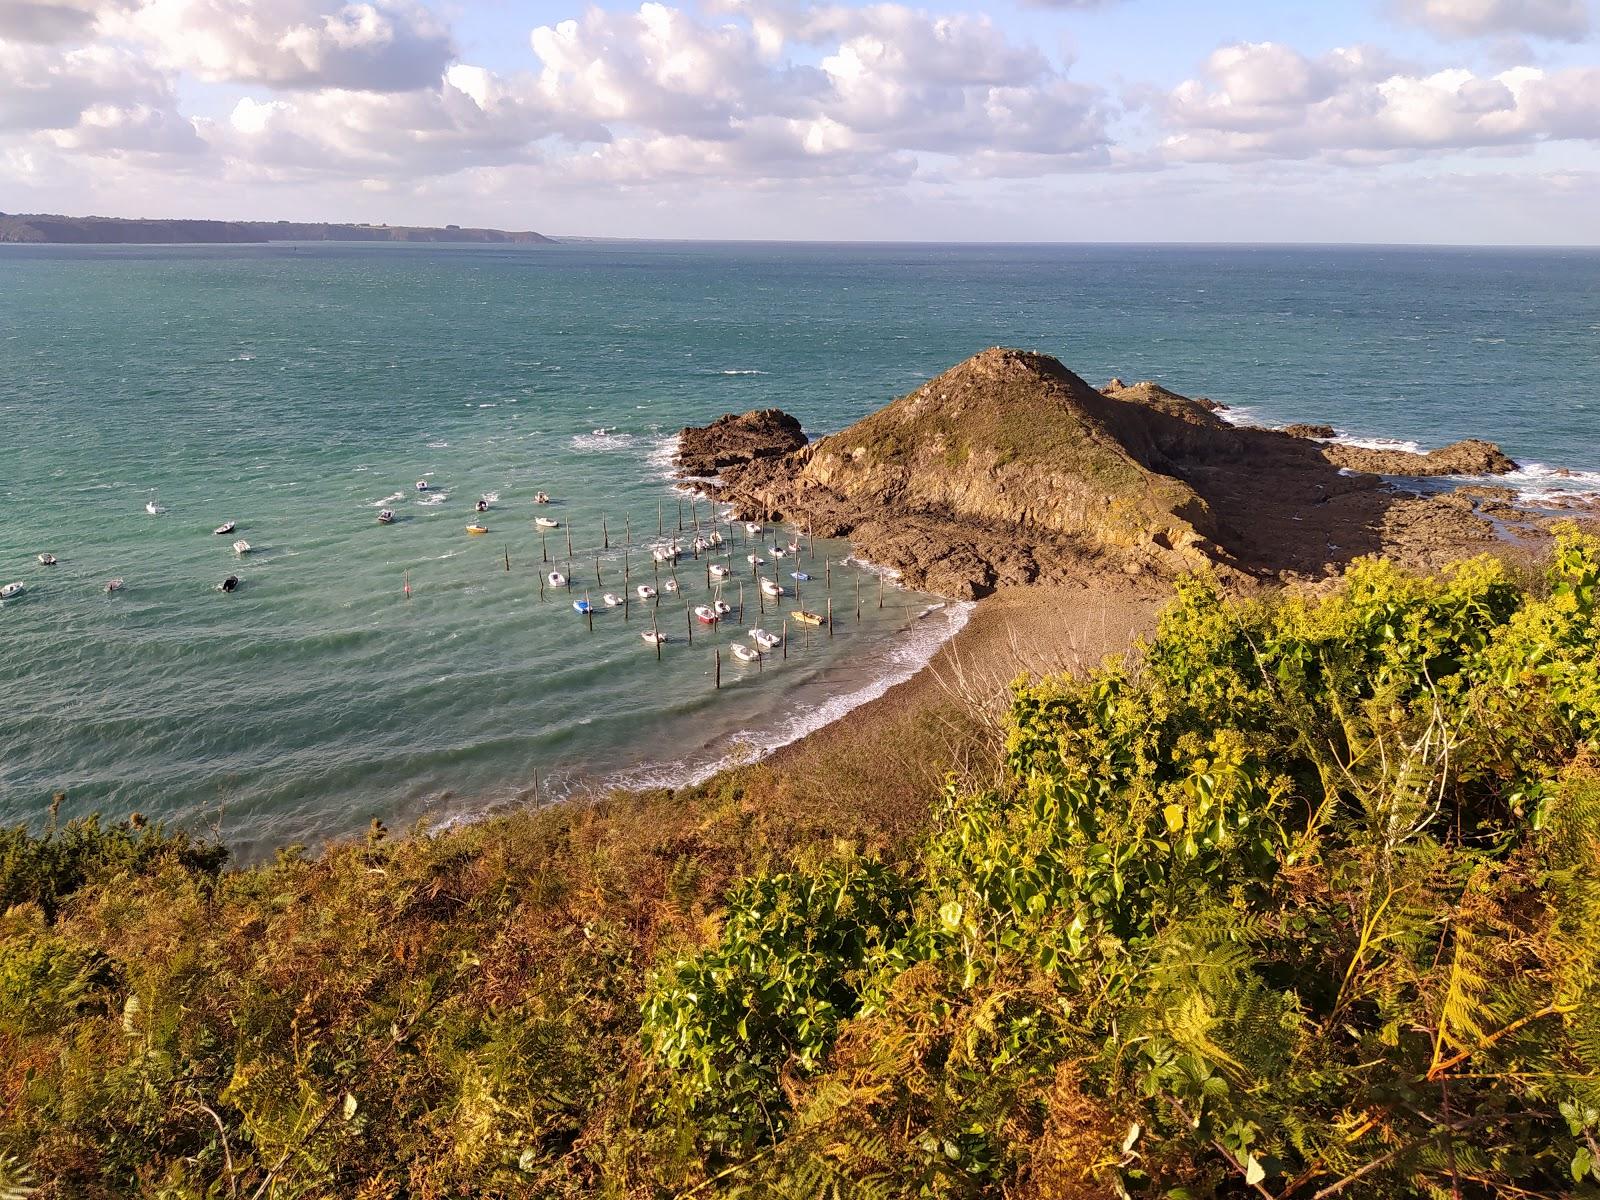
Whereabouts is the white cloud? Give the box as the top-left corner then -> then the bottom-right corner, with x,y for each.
1391,0 -> 1591,42
0,0 -> 133,43
110,0 -> 455,91
1157,40 -> 1600,161
0,37 -> 177,132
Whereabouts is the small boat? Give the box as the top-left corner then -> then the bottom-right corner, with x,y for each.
213,522 -> 235,536
573,598 -> 594,615
745,522 -> 762,536
232,539 -> 252,554
652,546 -> 675,564
415,480 -> 430,491
709,563 -> 730,579
713,600 -> 732,616
792,609 -> 826,627
641,629 -> 669,645
535,517 -> 560,529
145,490 -> 164,515
709,531 -> 724,546
747,554 -> 765,565
466,524 -> 489,535
475,498 -> 489,513
547,571 -> 567,588
104,578 -> 124,593
377,509 -> 396,524
636,584 -> 657,600
218,576 -> 239,593
730,643 -> 761,664
790,571 -> 811,581
751,628 -> 782,651
603,592 -> 624,607
692,537 -> 710,552
787,540 -> 800,553
772,547 -> 788,559
534,491 -> 551,504
760,578 -> 784,596
0,582 -> 24,600
37,553 -> 57,566
694,605 -> 719,625
664,579 -> 680,594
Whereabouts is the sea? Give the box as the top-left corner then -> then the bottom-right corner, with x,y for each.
2,241 -> 1597,859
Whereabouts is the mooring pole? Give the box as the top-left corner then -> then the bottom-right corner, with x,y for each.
541,529 -> 548,563
715,648 -> 721,690
602,517 -> 609,549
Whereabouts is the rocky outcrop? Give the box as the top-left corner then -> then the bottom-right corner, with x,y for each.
1321,438 -> 1518,478
677,409 -> 807,477
1283,423 -> 1337,440
682,349 -> 1514,598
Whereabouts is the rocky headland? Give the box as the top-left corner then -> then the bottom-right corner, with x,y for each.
0,213 -> 553,245
678,347 -> 1566,599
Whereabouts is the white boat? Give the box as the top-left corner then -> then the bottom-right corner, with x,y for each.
664,579 -> 680,593
787,540 -> 800,553
692,537 -> 710,552
652,546 -> 675,564
772,546 -> 788,558
694,604 -> 719,625
377,509 -> 396,524
37,553 -> 57,566
573,597 -> 594,615
709,531 -> 724,546
745,522 -> 762,536
730,643 -> 761,664
547,570 -> 567,588
145,490 -> 164,515
0,582 -> 24,600
636,584 -> 657,600
760,578 -> 784,596
709,563 -> 730,579
213,521 -> 236,535
415,480 -> 429,491
641,629 -> 669,645
534,491 -> 551,504
104,578 -> 124,593
232,539 -> 252,554
603,592 -> 624,607
713,599 -> 732,616
747,554 -> 765,565
751,628 -> 782,650
536,517 -> 560,529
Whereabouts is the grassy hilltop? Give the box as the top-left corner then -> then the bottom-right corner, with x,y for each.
2,528 -> 1599,1198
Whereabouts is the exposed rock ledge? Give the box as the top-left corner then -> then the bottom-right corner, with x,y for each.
677,349 -> 1539,599
677,409 -> 807,477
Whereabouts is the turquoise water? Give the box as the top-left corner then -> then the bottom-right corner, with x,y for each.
2,242 -> 1598,855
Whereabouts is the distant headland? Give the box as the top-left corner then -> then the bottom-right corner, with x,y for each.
0,212 -> 554,246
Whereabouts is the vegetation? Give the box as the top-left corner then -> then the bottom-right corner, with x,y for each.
3,531 -> 1599,1198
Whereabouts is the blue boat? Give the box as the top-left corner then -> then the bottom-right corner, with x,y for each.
573,599 -> 594,614
790,571 -> 811,581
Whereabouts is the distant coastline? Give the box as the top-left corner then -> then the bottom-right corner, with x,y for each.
0,212 -> 554,246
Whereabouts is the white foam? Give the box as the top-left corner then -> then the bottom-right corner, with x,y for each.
1497,463 -> 1600,502
415,492 -> 449,506
373,491 -> 404,507
645,433 -> 682,480
426,441 -> 449,449
719,369 -> 767,376
570,431 -> 637,453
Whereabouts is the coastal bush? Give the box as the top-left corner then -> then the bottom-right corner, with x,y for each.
642,528 -> 1600,1198
4,532 -> 1599,1198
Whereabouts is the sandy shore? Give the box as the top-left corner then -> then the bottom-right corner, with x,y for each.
770,577 -> 1167,776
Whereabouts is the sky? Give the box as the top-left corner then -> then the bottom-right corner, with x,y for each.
1,0 -> 1598,242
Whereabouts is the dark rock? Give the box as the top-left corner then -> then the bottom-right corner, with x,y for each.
1283,423 -> 1337,440
676,409 -> 807,477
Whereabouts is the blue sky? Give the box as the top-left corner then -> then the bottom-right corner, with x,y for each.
2,0 -> 1597,241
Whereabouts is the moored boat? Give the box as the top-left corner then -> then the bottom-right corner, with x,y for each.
709,563 -> 730,578
104,578 -> 124,593
790,571 -> 811,581
37,553 -> 56,566
636,584 -> 657,600
218,575 -> 239,593
713,599 -> 732,616
573,597 -> 594,615
466,524 -> 489,535
534,491 -> 551,504
603,592 -> 624,607
760,577 -> 784,596
536,517 -> 560,529
664,579 -> 680,593
377,509 -> 396,524
751,628 -> 782,650
547,570 -> 567,588
641,629 -> 669,645
415,480 -> 430,491
213,521 -> 236,535
745,522 -> 762,536
791,609 -> 826,626
730,643 -> 761,664
232,539 -> 252,554
694,604 -> 718,625
0,582 -> 24,600
747,554 -> 765,565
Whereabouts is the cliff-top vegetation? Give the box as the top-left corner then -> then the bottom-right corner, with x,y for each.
3,529 -> 1599,1199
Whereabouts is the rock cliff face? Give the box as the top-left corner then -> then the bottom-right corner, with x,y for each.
1321,438 -> 1518,477
684,349 -> 1516,598
677,410 -> 807,476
